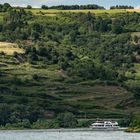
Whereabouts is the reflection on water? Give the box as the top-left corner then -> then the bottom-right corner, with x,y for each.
0,130 -> 139,140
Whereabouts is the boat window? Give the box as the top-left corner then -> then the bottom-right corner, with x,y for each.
105,125 -> 112,127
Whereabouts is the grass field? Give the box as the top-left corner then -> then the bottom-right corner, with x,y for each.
0,42 -> 24,55
0,9 -> 139,18
127,9 -> 140,13
25,9 -> 140,16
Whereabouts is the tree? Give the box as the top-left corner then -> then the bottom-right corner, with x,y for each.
31,23 -> 43,40
56,112 -> 78,128
10,105 -> 30,123
27,5 -> 32,9
0,104 -> 11,125
0,4 -> 3,12
41,5 -> 48,9
110,5 -> 134,9
132,86 -> 140,99
112,24 -> 123,34
49,4 -> 105,10
3,3 -> 11,12
3,9 -> 28,31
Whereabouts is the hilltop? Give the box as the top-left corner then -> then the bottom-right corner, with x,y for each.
25,8 -> 140,17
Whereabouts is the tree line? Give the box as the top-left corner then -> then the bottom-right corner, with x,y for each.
0,3 -> 135,11
110,5 -> 134,9
41,4 -> 105,10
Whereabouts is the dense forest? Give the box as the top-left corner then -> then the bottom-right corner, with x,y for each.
0,3 -> 140,129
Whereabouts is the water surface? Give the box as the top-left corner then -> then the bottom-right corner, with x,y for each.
0,130 -> 139,140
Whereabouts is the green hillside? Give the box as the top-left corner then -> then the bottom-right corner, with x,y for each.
0,4 -> 140,128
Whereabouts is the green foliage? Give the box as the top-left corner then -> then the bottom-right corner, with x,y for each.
3,9 -> 27,31
0,3 -> 12,12
5,119 -> 31,129
127,115 -> 140,132
32,119 -> 59,129
27,5 -> 32,9
32,74 -> 39,80
0,104 -> 11,125
119,113 -> 134,127
0,6 -> 140,129
56,112 -> 78,128
130,116 -> 140,128
110,5 -> 134,9
49,4 -> 105,10
131,86 -> 140,99
41,5 -> 48,10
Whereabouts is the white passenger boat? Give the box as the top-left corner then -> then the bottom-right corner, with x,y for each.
90,120 -> 119,130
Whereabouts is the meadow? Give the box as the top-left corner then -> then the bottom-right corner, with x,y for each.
0,42 -> 24,55
26,9 -> 140,16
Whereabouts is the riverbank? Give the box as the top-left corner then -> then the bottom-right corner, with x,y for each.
125,116 -> 140,133
126,128 -> 140,133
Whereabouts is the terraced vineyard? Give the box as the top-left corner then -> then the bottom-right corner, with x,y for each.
0,46 -> 138,119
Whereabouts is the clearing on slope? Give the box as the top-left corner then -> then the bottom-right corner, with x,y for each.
0,42 -> 24,55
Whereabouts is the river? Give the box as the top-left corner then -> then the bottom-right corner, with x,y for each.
0,130 -> 139,140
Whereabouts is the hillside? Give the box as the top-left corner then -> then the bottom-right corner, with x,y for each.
0,5 -> 140,128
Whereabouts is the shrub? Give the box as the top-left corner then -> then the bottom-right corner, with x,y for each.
56,112 -> 78,128
32,119 -> 59,129
32,74 -> 39,80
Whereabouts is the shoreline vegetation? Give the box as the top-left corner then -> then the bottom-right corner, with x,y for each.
126,116 -> 140,133
0,3 -> 140,131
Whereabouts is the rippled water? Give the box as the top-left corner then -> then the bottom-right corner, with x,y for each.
0,130 -> 139,140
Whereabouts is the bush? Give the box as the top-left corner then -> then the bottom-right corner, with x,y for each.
11,76 -> 23,85
32,119 -> 59,129
5,119 -> 31,129
32,74 -> 39,80
56,112 -> 78,128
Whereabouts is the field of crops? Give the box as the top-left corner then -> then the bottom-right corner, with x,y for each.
25,9 -> 140,16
